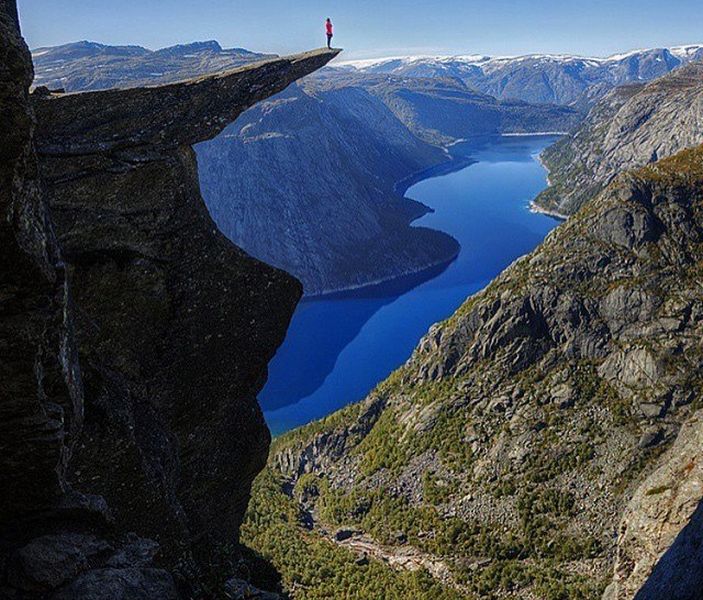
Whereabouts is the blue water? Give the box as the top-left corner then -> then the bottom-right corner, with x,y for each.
261,135 -> 561,435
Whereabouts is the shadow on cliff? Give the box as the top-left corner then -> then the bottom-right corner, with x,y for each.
634,497 -> 703,600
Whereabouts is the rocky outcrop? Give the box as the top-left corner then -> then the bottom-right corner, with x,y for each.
534,62 -> 703,217
605,410 -> 703,600
31,47 -> 339,568
1,2 -> 340,595
252,145 -> 703,598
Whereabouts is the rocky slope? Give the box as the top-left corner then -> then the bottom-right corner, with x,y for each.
533,62 -> 703,217
340,45 -> 703,107
197,82 -> 459,295
605,409 -> 703,600
32,42 -> 580,295
246,144 -> 703,599
0,3 -> 339,595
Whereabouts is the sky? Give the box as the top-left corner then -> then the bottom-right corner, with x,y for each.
18,0 -> 703,60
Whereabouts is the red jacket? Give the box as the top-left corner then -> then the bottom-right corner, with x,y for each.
326,21 -> 333,35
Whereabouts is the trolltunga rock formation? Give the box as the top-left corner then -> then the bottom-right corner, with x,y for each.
1,0 -> 340,593
31,47 -> 341,567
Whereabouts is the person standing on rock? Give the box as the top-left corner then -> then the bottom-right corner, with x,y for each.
326,18 -> 334,49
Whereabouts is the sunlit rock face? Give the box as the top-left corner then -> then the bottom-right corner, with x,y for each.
534,62 -> 703,217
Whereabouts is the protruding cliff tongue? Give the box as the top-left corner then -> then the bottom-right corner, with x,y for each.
34,49 -> 341,153
19,47 -> 339,586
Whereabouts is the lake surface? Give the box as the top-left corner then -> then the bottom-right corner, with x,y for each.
260,135 -> 561,435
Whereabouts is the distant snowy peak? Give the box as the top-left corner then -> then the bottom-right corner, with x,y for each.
336,45 -> 703,107
339,45 -> 703,72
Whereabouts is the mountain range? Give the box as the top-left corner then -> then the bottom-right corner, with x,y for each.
339,45 -> 703,107
31,39 -> 274,90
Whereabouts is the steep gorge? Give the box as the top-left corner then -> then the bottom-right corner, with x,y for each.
246,143 -> 703,599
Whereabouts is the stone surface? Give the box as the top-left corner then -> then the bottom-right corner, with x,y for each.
604,411 -> 703,600
31,48 -> 340,567
50,568 -> 179,600
7,533 -> 112,591
0,0 -> 83,523
1,2 -> 340,596
534,62 -> 703,216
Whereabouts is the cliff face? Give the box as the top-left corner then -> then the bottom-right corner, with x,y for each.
1,3 -> 340,595
197,82 -> 458,296
605,410 -> 703,600
0,0 -> 83,523
32,46 -> 339,570
534,62 -> 703,217
246,145 -> 703,598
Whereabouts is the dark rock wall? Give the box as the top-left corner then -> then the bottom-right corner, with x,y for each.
31,48 -> 339,567
1,1 -> 339,595
0,0 -> 82,525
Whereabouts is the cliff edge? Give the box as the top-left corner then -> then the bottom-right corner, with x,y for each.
1,1 -> 340,595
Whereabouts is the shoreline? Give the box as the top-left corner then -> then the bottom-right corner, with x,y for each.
531,150 -> 569,220
528,200 -> 568,220
305,132 -> 563,299
303,251 -> 459,301
305,152 -> 470,300
501,131 -> 569,137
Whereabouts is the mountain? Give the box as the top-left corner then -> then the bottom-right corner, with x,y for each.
197,73 -> 579,294
244,143 -> 703,598
1,10 -> 338,595
32,41 -> 580,295
31,39 -> 273,90
339,45 -> 703,107
312,72 -> 580,145
533,62 -> 703,217
197,83 -> 459,296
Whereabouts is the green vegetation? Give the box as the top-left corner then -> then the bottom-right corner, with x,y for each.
244,467 -> 607,599
242,469 -> 464,600
645,485 -> 671,496
460,560 -> 607,600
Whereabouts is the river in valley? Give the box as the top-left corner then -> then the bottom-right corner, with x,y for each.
260,135 -> 561,435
